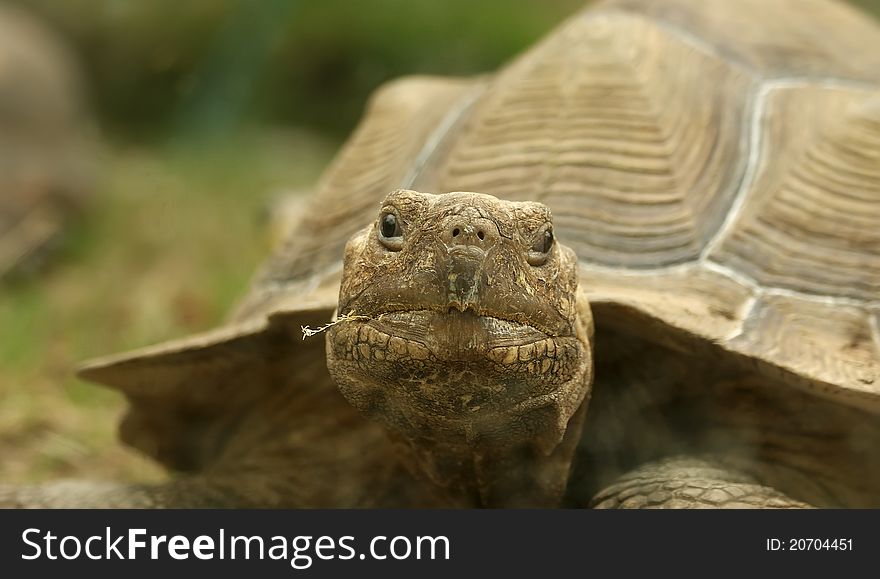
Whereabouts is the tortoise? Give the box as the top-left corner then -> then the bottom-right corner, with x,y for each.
0,4 -> 94,278
3,0 -> 879,508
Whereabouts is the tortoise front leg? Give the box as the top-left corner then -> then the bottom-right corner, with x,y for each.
589,456 -> 812,509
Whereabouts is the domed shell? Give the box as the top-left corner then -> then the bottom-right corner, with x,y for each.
240,0 -> 880,410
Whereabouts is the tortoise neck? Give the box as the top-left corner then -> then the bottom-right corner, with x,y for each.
392,401 -> 588,507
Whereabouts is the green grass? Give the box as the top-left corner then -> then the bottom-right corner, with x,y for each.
0,127 -> 333,483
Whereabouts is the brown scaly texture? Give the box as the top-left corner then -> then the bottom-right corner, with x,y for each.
590,457 -> 812,509
2,0 -> 879,508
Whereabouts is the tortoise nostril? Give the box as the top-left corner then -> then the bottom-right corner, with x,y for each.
444,217 -> 496,250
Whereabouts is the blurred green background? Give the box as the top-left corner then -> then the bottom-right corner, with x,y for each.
1,0 -> 879,484
14,0 -> 585,139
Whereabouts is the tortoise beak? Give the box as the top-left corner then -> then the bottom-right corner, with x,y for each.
445,246 -> 487,313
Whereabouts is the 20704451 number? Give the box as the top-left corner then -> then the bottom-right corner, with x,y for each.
791,539 -> 852,551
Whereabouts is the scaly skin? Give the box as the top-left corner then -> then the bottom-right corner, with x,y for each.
591,457 -> 811,509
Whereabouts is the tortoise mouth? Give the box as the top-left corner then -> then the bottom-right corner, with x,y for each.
327,311 -> 584,418
348,309 -> 567,358
338,297 -> 573,337
328,308 -> 582,380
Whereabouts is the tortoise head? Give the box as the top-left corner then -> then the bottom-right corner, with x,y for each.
326,189 -> 593,506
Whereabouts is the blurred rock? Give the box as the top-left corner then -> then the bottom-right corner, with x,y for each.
0,3 -> 97,278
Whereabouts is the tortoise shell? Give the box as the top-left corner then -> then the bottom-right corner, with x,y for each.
80,0 -> 880,506
241,0 -> 880,407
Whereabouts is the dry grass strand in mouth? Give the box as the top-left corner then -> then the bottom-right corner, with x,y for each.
301,312 -> 372,340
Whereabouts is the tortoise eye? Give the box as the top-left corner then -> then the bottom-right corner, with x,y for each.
378,211 -> 403,250
528,227 -> 553,266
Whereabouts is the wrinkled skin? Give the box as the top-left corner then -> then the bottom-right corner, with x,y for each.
327,190 -> 594,507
